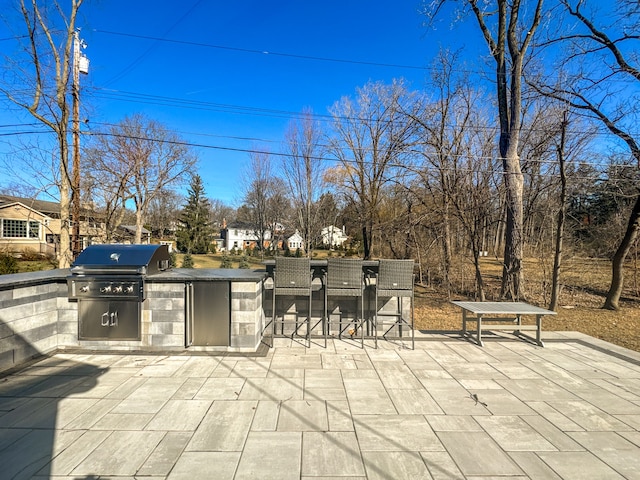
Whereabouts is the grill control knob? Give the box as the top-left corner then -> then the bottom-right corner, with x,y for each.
80,285 -> 89,293
100,285 -> 112,293
124,285 -> 134,294
114,285 -> 123,293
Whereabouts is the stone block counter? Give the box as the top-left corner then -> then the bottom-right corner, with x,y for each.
0,268 -> 266,373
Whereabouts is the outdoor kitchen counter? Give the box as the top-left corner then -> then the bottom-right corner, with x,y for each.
146,268 -> 267,283
0,268 -> 69,290
145,268 -> 268,352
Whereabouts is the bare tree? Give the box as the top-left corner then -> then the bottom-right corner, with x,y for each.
328,80 -> 420,259
282,108 -> 325,254
549,110 -> 570,311
147,190 -> 183,238
266,177 -> 291,253
241,148 -> 281,255
209,198 -> 235,231
535,0 -> 640,310
85,114 -> 196,243
407,51 -> 493,296
426,0 -> 545,299
1,0 -> 84,267
83,143 -> 133,242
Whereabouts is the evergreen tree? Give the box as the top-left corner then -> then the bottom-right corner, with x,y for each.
181,253 -> 195,268
176,175 -> 213,254
220,251 -> 233,268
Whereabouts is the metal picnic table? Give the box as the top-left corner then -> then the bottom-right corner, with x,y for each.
451,301 -> 556,347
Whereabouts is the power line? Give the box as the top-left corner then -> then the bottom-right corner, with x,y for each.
84,130 -> 619,182
95,29 -> 433,73
2,118 -> 633,173
102,0 -> 207,86
89,87 -> 327,121
86,86 -> 640,141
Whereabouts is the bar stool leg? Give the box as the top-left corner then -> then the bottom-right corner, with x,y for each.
271,288 -> 276,348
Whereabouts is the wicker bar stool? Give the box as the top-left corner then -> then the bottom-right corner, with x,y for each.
324,258 -> 365,348
373,259 -> 415,349
270,257 -> 313,347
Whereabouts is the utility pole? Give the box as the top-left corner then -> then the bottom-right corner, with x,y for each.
72,30 -> 88,258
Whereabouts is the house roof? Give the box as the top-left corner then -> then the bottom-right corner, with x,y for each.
0,194 -> 61,217
287,231 -> 303,241
119,225 -> 151,235
0,194 -> 101,220
224,221 -> 256,230
0,200 -> 50,219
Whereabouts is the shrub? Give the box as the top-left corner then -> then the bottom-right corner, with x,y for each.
20,248 -> 36,260
239,254 -> 250,269
0,253 -> 19,274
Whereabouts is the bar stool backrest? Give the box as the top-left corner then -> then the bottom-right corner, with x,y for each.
274,257 -> 312,290
377,259 -> 415,292
326,258 -> 363,290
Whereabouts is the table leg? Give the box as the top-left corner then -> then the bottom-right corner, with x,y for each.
462,309 -> 467,336
536,314 -> 545,347
476,313 -> 483,347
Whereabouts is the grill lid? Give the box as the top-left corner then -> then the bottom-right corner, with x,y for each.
70,244 -> 171,275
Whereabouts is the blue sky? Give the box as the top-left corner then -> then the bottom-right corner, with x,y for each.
1,0 -> 482,205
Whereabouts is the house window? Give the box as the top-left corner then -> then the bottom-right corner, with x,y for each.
1,219 -> 40,238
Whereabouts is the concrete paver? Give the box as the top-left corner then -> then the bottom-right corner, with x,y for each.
301,431 -> 366,477
437,431 -> 524,476
0,332 -> 639,479
277,399 -> 329,431
187,400 -> 257,451
235,431 -> 301,480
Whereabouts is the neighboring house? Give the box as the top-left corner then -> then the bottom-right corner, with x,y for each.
220,221 -> 274,251
287,230 -> 304,252
0,194 -> 104,257
212,237 -> 225,252
0,199 -> 53,256
321,225 -> 349,248
116,225 -> 151,244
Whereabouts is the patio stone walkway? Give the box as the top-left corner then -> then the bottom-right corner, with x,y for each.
1,331 -> 640,479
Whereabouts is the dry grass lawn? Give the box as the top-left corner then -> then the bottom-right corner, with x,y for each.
414,257 -> 640,353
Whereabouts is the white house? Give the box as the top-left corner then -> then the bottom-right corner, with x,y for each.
287,230 -> 304,252
221,221 -> 273,251
321,225 -> 348,248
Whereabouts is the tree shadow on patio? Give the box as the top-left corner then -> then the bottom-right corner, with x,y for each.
0,335 -> 106,479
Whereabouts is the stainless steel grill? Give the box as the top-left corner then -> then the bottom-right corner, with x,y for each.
68,244 -> 171,340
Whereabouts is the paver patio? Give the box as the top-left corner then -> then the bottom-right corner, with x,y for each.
1,331 -> 639,479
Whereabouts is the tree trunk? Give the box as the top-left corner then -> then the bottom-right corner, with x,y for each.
362,225 -> 371,259
472,248 -> 486,301
442,204 -> 452,297
603,194 -> 640,310
135,208 -> 144,244
550,115 -> 568,311
500,151 -> 525,300
58,133 -> 73,269
59,166 -> 73,268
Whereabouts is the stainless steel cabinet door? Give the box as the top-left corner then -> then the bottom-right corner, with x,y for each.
188,282 -> 230,346
78,299 -> 140,340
